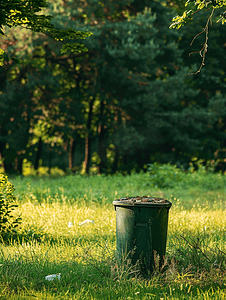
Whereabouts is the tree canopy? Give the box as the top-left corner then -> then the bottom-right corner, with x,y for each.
1,0 -> 226,175
0,0 -> 92,66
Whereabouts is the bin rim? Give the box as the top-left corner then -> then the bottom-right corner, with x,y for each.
113,198 -> 172,208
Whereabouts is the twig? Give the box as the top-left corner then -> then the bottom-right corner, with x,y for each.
213,245 -> 226,257
180,234 -> 212,263
188,8 -> 215,75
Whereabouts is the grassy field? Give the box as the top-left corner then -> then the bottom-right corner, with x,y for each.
0,171 -> 225,299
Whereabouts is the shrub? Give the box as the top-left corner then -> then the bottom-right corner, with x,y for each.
0,174 -> 21,241
147,163 -> 184,188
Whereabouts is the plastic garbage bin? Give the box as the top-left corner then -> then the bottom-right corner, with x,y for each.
113,196 -> 172,275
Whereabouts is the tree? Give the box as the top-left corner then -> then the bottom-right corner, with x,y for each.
1,0 -> 225,175
0,0 -> 92,66
170,0 -> 226,73
52,0 -> 214,173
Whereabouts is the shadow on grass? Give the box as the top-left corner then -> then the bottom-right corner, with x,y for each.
1,229 -> 116,248
0,241 -> 225,300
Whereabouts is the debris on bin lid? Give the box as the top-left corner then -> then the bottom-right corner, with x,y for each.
115,196 -> 171,205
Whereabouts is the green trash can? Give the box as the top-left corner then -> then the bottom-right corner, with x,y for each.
113,196 -> 172,275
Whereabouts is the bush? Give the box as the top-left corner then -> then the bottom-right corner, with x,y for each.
0,174 -> 21,241
147,163 -> 184,188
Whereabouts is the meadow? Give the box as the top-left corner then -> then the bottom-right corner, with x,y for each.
0,168 -> 225,299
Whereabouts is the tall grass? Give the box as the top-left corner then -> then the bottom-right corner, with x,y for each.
0,171 -> 225,299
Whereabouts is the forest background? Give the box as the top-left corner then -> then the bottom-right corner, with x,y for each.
1,0 -> 226,176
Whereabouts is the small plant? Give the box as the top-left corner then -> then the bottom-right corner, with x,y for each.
0,174 -> 21,241
148,163 -> 184,188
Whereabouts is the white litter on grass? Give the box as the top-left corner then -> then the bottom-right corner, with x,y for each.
79,219 -> 94,226
45,274 -> 61,281
68,222 -> 73,228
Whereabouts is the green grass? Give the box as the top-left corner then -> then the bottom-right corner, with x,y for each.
0,172 -> 225,299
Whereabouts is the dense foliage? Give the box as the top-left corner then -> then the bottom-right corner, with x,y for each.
0,174 -> 21,240
0,0 -> 92,65
0,0 -> 226,175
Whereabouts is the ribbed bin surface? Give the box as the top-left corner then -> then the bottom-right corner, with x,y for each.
113,197 -> 172,275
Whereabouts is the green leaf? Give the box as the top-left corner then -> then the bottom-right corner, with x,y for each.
3,53 -> 9,62
11,57 -> 20,64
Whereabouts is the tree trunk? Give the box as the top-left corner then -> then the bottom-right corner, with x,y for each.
98,100 -> 107,174
18,157 -> 24,175
84,99 -> 95,174
68,138 -> 76,172
98,132 -> 107,174
34,137 -> 43,171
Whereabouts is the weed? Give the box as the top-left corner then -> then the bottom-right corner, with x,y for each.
0,174 -> 21,242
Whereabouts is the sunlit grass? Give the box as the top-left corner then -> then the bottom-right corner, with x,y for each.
0,173 -> 225,299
